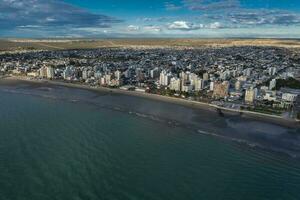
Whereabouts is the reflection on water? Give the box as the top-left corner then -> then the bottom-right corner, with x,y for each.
0,80 -> 300,158
0,80 -> 300,200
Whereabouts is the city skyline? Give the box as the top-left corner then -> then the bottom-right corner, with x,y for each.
1,0 -> 300,38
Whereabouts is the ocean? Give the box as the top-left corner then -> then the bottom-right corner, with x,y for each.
0,79 -> 300,200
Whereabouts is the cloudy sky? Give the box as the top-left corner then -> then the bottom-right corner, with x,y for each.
1,0 -> 300,38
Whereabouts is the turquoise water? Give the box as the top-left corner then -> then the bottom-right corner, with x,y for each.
0,81 -> 300,200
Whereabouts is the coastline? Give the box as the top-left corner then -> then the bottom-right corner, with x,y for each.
2,75 -> 300,128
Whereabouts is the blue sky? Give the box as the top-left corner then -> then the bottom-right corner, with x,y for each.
1,0 -> 300,38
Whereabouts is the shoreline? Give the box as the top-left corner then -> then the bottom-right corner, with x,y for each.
2,76 -> 300,128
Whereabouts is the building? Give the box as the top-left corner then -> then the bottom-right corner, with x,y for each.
109,78 -> 123,87
220,70 -> 230,80
243,68 -> 252,77
269,79 -> 277,90
94,72 -> 102,79
245,87 -> 258,103
63,66 -> 73,80
124,69 -> 133,78
282,93 -> 298,102
235,80 -> 242,91
281,88 -> 300,102
150,68 -> 160,79
269,67 -> 277,76
210,82 -> 214,91
264,91 -> 277,101
27,71 -> 39,77
213,81 -> 229,98
82,69 -> 89,80
105,74 -> 112,85
159,71 -> 171,86
169,77 -> 181,91
135,68 -> 145,82
194,78 -> 204,91
114,70 -> 122,80
12,69 -> 22,75
179,71 -> 189,82
39,66 -> 47,78
46,67 -> 54,79
182,85 -> 193,92
100,77 -> 106,85
203,73 -> 209,81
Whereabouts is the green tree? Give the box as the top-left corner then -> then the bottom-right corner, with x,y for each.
275,78 -> 300,90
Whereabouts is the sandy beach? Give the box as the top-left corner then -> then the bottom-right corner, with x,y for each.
1,75 -> 300,128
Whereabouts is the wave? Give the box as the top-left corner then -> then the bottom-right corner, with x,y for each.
1,88 -> 65,101
197,129 -> 299,159
127,111 -> 174,124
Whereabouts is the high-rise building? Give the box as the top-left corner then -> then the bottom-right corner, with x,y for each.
150,68 -> 160,79
189,73 -> 198,83
169,77 -> 181,91
213,81 -> 229,98
190,73 -> 198,86
63,66 -> 73,80
269,67 -> 277,76
39,66 -> 47,78
114,70 -> 122,80
194,78 -> 204,91
269,79 -> 277,90
235,80 -> 242,91
203,73 -> 209,81
210,82 -> 214,91
159,71 -> 171,86
245,87 -> 258,103
46,67 -> 54,79
82,69 -> 88,80
100,77 -> 106,85
135,68 -> 145,82
180,71 -> 189,82
105,74 -> 112,85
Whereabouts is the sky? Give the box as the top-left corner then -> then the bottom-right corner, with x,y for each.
0,0 -> 300,38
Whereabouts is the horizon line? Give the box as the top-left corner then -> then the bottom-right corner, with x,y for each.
2,37 -> 300,40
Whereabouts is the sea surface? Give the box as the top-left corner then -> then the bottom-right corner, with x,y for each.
0,80 -> 300,200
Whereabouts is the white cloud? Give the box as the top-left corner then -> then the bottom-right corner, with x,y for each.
169,21 -> 189,29
127,25 -> 140,32
45,17 -> 56,22
17,25 -> 43,28
143,25 -> 162,32
72,27 -> 109,34
168,21 -> 202,30
209,22 -> 222,29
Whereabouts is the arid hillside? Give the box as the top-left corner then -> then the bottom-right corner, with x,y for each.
1,39 -> 300,52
